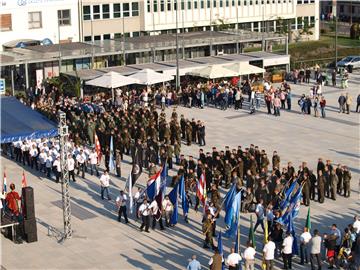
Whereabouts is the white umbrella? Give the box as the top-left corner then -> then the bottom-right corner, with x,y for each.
86,71 -> 139,101
186,65 -> 239,79
224,62 -> 265,76
128,68 -> 174,85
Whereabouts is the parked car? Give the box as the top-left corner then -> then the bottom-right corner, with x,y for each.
336,56 -> 360,72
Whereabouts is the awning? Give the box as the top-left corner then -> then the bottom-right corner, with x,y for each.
86,71 -> 139,88
0,97 -> 58,143
128,69 -> 174,85
224,62 -> 265,75
186,64 -> 239,79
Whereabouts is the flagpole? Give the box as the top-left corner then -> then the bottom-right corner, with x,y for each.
236,190 -> 242,255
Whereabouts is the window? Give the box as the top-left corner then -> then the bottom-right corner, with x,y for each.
132,2 -> 139,16
102,4 -> 110,18
213,0 -> 216,7
194,0 -> 198,9
174,1 -> 177,10
220,0 -> 223,7
167,0 -> 172,10
249,0 -> 252,5
310,16 -> 315,27
123,3 -> 130,16
226,0 -> 230,6
304,16 -> 309,27
114,3 -> 121,17
58,9 -> 71,26
83,6 -> 91,20
133,31 -> 140,37
255,0 -> 258,4
154,0 -> 158,12
188,0 -> 192,9
0,14 -> 12,31
238,0 -> 241,5
84,36 -> 92,41
94,35 -> 101,41
339,5 -> 344,13
297,0 -> 302,3
291,18 -> 296,29
147,0 -> 151,12
207,0 -> 210,8
28,11 -> 42,29
103,34 -> 110,40
161,0 -> 165,11
232,0 -> 235,6
304,0 -> 308,3
114,33 -> 122,39
93,5 -> 100,19
297,17 -> 303,29
181,0 -> 185,9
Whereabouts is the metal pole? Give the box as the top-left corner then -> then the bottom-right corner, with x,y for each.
123,16 -> 126,65
58,22 -> 62,72
210,0 -> 213,56
175,0 -> 180,91
11,67 -> 15,96
335,15 -> 338,68
58,111 -> 72,241
182,9 -> 185,59
25,62 -> 29,90
91,18 -> 95,69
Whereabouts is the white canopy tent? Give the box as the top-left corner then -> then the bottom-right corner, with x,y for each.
128,68 -> 174,85
224,62 -> 265,76
86,71 -> 140,100
186,64 -> 239,79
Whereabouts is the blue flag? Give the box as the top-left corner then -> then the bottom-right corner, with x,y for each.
278,184 -> 303,225
217,231 -> 225,270
179,175 -> 189,215
169,182 -> 179,225
108,136 -> 115,172
224,191 -> 242,238
287,212 -> 299,255
224,184 -> 237,227
279,180 -> 297,210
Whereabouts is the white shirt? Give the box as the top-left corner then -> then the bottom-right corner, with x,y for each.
282,236 -> 294,254
67,158 -> 75,171
76,153 -> 86,164
263,241 -> 276,260
116,194 -> 127,207
226,253 -> 242,267
300,231 -> 312,244
89,152 -> 98,165
100,174 -> 110,187
139,203 -> 150,216
255,204 -> 265,220
45,156 -> 53,168
149,200 -> 159,214
53,159 -> 61,172
30,148 -> 38,157
162,199 -> 173,212
353,219 -> 360,234
243,247 -> 256,260
39,152 -> 47,163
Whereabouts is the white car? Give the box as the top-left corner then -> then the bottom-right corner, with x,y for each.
337,56 -> 360,70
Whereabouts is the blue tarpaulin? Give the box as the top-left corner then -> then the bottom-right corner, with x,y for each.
0,97 -> 58,143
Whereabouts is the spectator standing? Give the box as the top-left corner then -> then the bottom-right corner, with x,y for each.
309,229 -> 322,270
116,190 -> 129,223
243,241 -> 256,270
100,170 -> 111,200
187,255 -> 201,270
300,227 -> 312,265
282,231 -> 294,270
320,97 -> 326,118
263,236 -> 276,270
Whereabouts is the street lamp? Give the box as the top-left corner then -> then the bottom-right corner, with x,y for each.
175,0 -> 180,91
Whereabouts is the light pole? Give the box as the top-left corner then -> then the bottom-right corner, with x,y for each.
123,16 -> 126,65
175,0 -> 180,91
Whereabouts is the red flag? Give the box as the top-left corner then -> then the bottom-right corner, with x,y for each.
22,171 -> 27,188
94,133 -> 102,163
196,172 -> 207,205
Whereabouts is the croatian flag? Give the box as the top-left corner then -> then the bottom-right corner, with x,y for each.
196,172 -> 207,206
147,169 -> 162,201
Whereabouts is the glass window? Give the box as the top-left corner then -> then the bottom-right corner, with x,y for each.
339,5 -> 344,13
123,3 -> 130,16
94,35 -> 101,41
103,34 -> 110,40
249,0 -> 252,5
226,0 -> 230,7
220,0 -> 223,7
297,0 -> 302,3
304,0 -> 308,3
114,33 -> 122,39
28,11 -> 42,29
188,0 -> 192,9
114,4 -> 121,18
58,9 -> 71,26
161,0 -> 165,11
83,6 -> 91,20
0,14 -> 12,31
213,0 -> 217,7
93,5 -> 100,19
84,36 -> 92,41
133,31 -> 140,37
238,0 -> 241,5
194,0 -> 198,9
102,4 -> 110,19
255,0 -> 258,4
304,16 -> 309,27
310,16 -> 315,26
132,2 -> 139,16
167,0 -> 172,10
297,17 -> 303,29
232,0 -> 235,6
174,1 -> 177,10
154,0 -> 158,12
207,0 -> 210,7
147,0 -> 151,12
181,0 -> 185,9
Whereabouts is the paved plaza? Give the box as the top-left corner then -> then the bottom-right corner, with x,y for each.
1,72 -> 360,269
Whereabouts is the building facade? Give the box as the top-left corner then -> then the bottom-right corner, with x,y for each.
80,0 -> 319,41
320,0 -> 360,23
0,0 -> 80,51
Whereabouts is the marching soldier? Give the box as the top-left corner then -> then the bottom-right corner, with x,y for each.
202,213 -> 214,249
224,159 -> 233,188
115,149 -> 122,178
330,169 -> 338,200
302,173 -> 310,206
272,151 -> 280,170
317,170 -> 325,203
342,166 -> 351,197
336,164 -> 343,194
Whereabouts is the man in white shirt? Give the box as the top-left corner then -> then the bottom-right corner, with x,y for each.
89,149 -> 99,176
353,215 -> 360,234
116,190 -> 129,223
243,241 -> 256,270
29,144 -> 39,170
67,154 -> 76,182
162,195 -> 173,227
138,198 -> 150,233
76,149 -> 86,178
100,170 -> 111,200
226,248 -> 242,270
263,236 -> 276,270
45,155 -> 53,178
52,156 -> 62,183
134,187 -> 144,219
282,231 -> 294,270
300,227 -> 312,265
39,149 -> 47,173
254,199 -> 265,233
149,199 -> 164,230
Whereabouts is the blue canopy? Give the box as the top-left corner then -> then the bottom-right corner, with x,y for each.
1,97 -> 58,143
